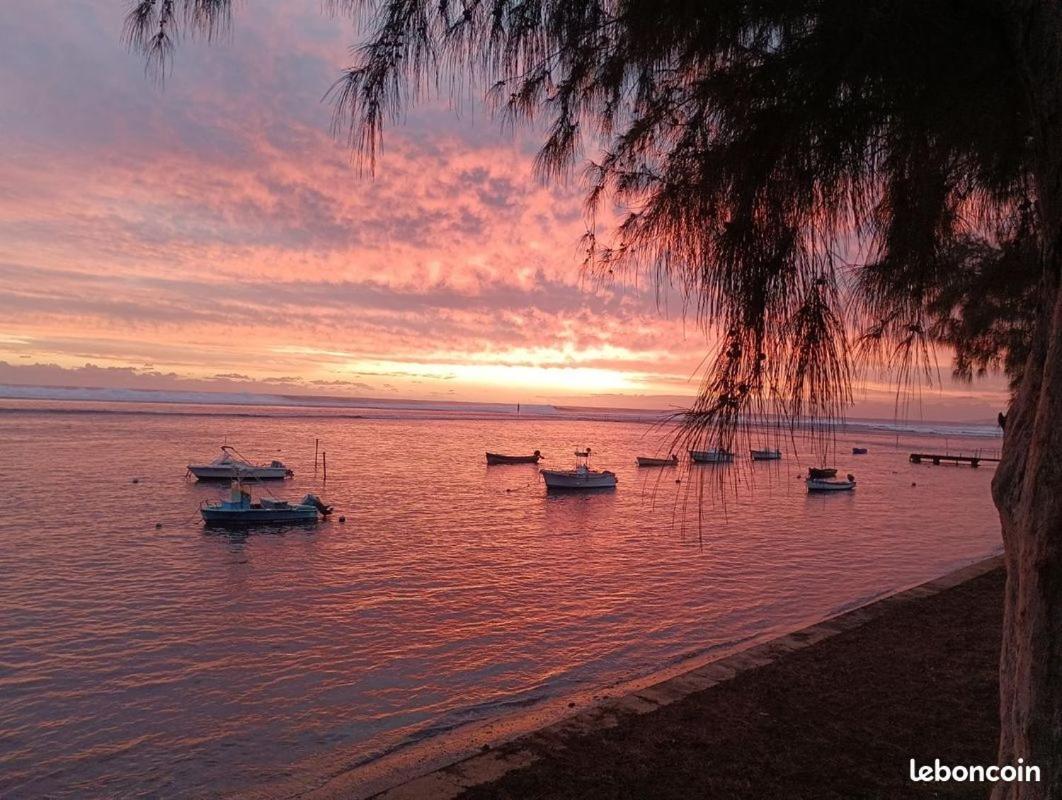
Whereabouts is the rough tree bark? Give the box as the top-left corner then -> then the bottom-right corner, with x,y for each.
993,273 -> 1062,799
992,7 -> 1062,797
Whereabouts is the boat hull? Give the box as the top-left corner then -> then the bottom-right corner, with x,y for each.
750,449 -> 782,461
540,470 -> 617,490
689,450 -> 734,464
486,452 -> 541,465
189,466 -> 290,481
636,456 -> 677,467
806,479 -> 856,492
201,507 -> 319,526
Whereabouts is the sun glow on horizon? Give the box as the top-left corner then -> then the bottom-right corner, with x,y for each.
335,358 -> 645,394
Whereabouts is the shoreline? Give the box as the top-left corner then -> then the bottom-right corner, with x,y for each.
296,554 -> 1003,800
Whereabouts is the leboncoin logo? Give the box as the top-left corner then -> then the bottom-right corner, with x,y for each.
909,759 -> 1040,783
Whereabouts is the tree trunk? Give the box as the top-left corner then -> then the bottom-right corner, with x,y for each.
992,7 -> 1062,793
991,5 -> 1062,796
992,273 -> 1062,799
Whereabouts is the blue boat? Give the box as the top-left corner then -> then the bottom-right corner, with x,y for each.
201,482 -> 332,527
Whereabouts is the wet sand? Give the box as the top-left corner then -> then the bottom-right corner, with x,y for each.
377,558 -> 1003,799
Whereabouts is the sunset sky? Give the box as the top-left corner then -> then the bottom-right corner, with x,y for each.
0,1 -> 1008,420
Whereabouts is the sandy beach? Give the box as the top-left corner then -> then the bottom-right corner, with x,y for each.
375,558 -> 1003,799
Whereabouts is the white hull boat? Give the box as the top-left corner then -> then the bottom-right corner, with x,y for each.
201,482 -> 332,526
542,448 -> 617,490
541,467 -> 618,489
689,449 -> 735,464
806,474 -> 856,492
750,448 -> 782,461
188,446 -> 293,481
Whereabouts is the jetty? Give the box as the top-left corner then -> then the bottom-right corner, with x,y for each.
909,452 -> 1000,468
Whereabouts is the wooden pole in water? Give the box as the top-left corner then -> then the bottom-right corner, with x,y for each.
323,451 -> 327,484
314,438 -> 319,474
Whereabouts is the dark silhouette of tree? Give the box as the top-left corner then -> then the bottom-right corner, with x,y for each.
125,1 -> 1062,796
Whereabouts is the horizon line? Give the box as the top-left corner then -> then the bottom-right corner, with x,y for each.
0,381 -> 1005,427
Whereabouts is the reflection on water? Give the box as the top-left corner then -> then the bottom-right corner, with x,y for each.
0,401 -> 1002,798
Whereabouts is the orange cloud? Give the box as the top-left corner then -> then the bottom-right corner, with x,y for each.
0,1 -> 1008,420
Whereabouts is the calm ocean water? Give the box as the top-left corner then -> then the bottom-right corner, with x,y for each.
0,399 -> 1003,798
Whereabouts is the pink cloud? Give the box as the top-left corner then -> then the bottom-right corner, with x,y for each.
0,1 -> 1009,419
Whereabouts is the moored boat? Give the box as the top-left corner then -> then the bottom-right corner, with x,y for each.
541,449 -> 617,490
689,448 -> 735,464
806,474 -> 856,492
486,450 -> 542,465
852,447 -> 868,455
750,448 -> 782,461
636,454 -> 679,467
188,446 -> 293,481
808,467 -> 838,479
201,481 -> 332,526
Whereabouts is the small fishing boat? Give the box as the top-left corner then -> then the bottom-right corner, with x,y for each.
808,467 -> 838,479
486,450 -> 542,465
541,449 -> 617,490
852,447 -> 868,455
188,446 -> 293,481
689,449 -> 735,464
806,473 -> 856,492
750,448 -> 782,461
201,481 -> 332,526
636,454 -> 679,467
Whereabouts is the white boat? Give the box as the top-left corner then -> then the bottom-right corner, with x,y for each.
541,449 -> 617,490
188,446 -> 293,481
806,474 -> 856,492
689,448 -> 735,464
750,448 -> 782,461
201,481 -> 332,526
